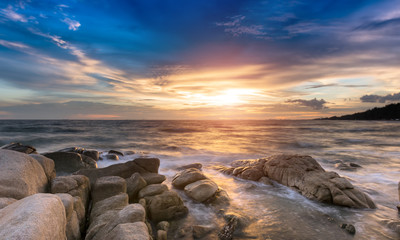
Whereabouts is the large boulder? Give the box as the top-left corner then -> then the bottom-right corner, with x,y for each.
138,184 -> 168,199
30,154 -> 56,182
104,222 -> 150,240
184,179 -> 218,202
58,147 -> 100,161
91,176 -> 127,204
0,198 -> 17,210
141,172 -> 166,184
126,173 -> 147,203
44,152 -> 97,174
0,193 -> 66,240
56,193 -> 81,240
90,193 -> 129,222
75,158 -> 160,186
1,142 -> 37,154
172,168 -> 207,189
133,158 -> 160,173
0,150 -> 48,199
263,155 -> 376,208
147,190 -> 188,222
51,175 -> 90,208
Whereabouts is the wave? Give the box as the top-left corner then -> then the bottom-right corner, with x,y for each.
158,127 -> 206,133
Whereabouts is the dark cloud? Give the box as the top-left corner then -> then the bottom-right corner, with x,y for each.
360,92 -> 400,103
286,98 -> 328,110
354,17 -> 400,31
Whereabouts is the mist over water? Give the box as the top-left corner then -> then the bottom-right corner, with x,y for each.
0,120 -> 399,239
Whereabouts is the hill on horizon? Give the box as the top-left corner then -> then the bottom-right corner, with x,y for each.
321,103 -> 400,120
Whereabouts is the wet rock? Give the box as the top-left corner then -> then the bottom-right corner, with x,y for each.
76,158 -> 159,186
138,184 -> 168,199
212,165 -> 235,175
258,176 -> 273,185
125,150 -> 135,155
30,154 -> 56,182
176,163 -> 202,171
44,152 -> 97,174
349,163 -> 362,168
0,198 -> 17,210
184,179 -> 218,202
83,150 -> 99,161
204,188 -> 230,207
335,163 -> 357,171
91,176 -> 127,204
340,223 -> 356,235
105,222 -> 150,240
134,157 -> 160,173
58,147 -> 85,154
126,173 -> 147,202
157,221 -> 170,231
218,217 -> 238,240
0,194 -> 66,240
1,142 -> 37,154
382,219 -> 400,234
0,150 -> 48,199
223,212 -> 250,231
192,225 -> 214,239
106,154 -> 119,161
263,154 -> 376,208
172,168 -> 207,189
147,190 -> 188,222
109,150 -> 124,156
237,168 -> 263,181
141,172 -> 166,184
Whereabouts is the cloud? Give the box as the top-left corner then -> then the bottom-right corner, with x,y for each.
286,98 -> 328,110
360,92 -> 400,103
354,17 -> 400,31
62,18 -> 81,31
216,15 -> 267,37
0,5 -> 28,22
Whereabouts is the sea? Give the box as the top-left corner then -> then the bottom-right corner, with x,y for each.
0,120 -> 399,239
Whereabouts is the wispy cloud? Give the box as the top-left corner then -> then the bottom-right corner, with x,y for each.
286,98 -> 328,110
216,15 -> 267,37
62,18 -> 81,31
0,5 -> 28,22
360,92 -> 400,103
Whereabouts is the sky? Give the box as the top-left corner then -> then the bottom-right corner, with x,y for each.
0,0 -> 400,119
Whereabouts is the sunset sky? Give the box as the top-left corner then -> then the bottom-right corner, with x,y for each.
0,0 -> 400,119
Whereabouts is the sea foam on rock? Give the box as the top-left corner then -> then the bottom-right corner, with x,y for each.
220,154 -> 376,209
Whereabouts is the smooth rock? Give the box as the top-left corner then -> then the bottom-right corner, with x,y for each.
0,150 -> 48,199
176,163 -> 202,171
126,172 -> 147,202
263,154 -> 376,208
44,152 -> 97,174
91,176 -> 127,204
58,147 -> 85,154
30,154 -> 56,182
106,154 -> 119,161
157,221 -> 170,231
192,225 -> 214,239
157,230 -> 167,240
83,150 -> 100,161
138,184 -> 168,199
258,176 -> 273,185
0,197 -> 17,210
141,172 -> 166,184
75,159 -> 152,186
349,163 -> 362,168
134,157 -> 160,173
184,179 -> 218,202
237,168 -> 263,181
172,168 -> 207,189
105,222 -> 150,240
90,193 -> 129,223
205,188 -> 230,207
147,190 -> 188,222
55,193 -> 81,240
108,150 -> 124,156
51,175 -> 90,208
0,194 -> 66,240
1,142 -> 37,154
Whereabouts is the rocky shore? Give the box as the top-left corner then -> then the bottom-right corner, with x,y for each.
0,142 -> 398,239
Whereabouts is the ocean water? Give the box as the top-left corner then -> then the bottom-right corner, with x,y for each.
0,120 -> 399,239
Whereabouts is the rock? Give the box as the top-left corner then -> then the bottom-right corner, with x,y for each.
141,172 -> 166,184
172,168 -> 207,189
340,223 -> 356,235
134,157 -> 160,173
335,163 -> 356,171
176,163 -> 202,171
90,193 -> 129,222
237,168 -> 263,181
0,150 -> 48,199
138,184 -> 168,199
398,182 -> 400,201
258,176 -> 273,185
91,176 -> 127,204
125,150 -> 135,155
184,179 -> 218,202
397,205 -> 400,212
1,142 -> 37,154
73,196 -> 86,232
157,229 -> 167,240
192,225 -> 214,239
157,221 -> 170,231
51,175 -> 90,208
106,154 -> 119,161
30,154 -> 56,182
139,198 -> 146,208
0,193 -> 66,240
147,190 -> 188,222
109,150 -> 124,156
105,222 -> 150,240
75,159 -> 153,186
205,188 -> 230,207
58,147 -> 85,154
44,152 -> 97,174
263,154 -> 376,208
349,163 -> 362,168
382,219 -> 400,234
58,147 -> 99,161
218,217 -> 238,240
126,173 -> 147,202
56,193 -> 80,240
212,165 -> 235,175
222,212 -> 250,231
83,150 -> 100,161
0,198 -> 17,210
175,226 -> 194,239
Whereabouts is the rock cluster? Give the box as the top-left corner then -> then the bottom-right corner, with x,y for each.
216,154 -> 376,209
